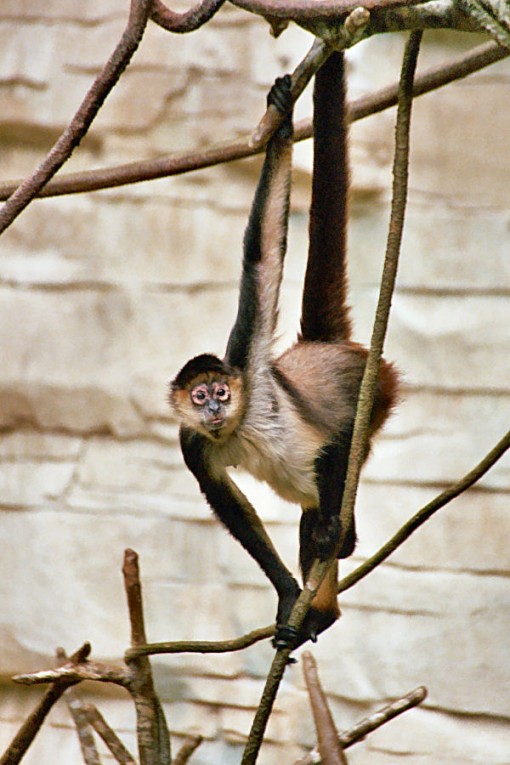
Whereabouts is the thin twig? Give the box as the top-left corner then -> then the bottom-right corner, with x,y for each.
302,652 -> 348,765
172,735 -> 204,765
338,427 -> 510,594
0,0 -> 153,235
123,549 -> 171,765
151,0 -> 226,32
125,624 -> 272,659
83,705 -> 137,765
339,29 -> 422,556
295,686 -> 427,764
13,663 -> 129,687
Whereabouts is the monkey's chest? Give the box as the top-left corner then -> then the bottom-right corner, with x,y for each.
225,418 -> 323,507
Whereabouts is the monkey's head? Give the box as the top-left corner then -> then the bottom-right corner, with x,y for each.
170,354 -> 244,441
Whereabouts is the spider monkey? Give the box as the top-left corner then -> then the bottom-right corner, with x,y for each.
170,52 -> 398,649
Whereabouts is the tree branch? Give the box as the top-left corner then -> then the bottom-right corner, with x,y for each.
151,0 -> 226,32
0,0 -> 154,235
123,549 -> 171,765
302,652 -> 348,765
1,40 -> 505,202
295,685 -> 427,764
338,427 -> 510,593
0,643 -> 92,765
82,705 -> 137,765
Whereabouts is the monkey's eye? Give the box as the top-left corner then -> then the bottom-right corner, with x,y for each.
191,386 -> 208,406
213,383 -> 230,402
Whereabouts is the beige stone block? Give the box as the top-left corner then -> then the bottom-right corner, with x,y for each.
349,200 -> 510,291
0,1 -> 124,21
364,389 -> 510,488
310,565 -> 510,718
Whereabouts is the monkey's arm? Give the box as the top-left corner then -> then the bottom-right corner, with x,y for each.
225,76 -> 293,372
179,427 -> 301,633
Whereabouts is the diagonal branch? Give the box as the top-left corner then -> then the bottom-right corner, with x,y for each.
338,427 -> 510,594
0,643 -> 92,765
0,0 -> 154,235
295,685 -> 427,764
0,40 -> 506,202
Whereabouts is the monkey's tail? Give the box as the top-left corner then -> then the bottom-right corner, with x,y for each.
299,50 -> 352,344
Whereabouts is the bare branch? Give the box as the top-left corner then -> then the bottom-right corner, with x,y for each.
0,685 -> 70,765
338,28 -> 422,563
125,623 -> 273,659
123,549 -> 171,765
295,686 -> 427,764
82,705 -> 137,765
251,8 -> 370,148
229,0 -> 423,21
338,428 -> 510,594
151,0 -> 226,32
0,0 -> 153,235
339,686 -> 427,748
302,652 -> 348,765
65,696 -> 101,765
1,40 -> 505,202
172,735 -> 204,765
0,643 -> 92,765
454,0 -> 510,47
13,662 -> 129,687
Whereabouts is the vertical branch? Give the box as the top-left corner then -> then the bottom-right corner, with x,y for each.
302,652 -> 348,765
123,549 -> 171,765
339,29 -> 423,545
0,0 -> 153,235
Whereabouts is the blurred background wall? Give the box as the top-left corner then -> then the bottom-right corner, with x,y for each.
0,2 -> 509,763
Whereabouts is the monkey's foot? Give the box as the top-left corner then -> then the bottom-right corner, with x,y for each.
273,607 -> 338,651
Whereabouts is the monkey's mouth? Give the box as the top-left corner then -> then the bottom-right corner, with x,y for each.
207,417 -> 224,430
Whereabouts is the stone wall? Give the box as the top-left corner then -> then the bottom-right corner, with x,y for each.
0,3 -> 509,763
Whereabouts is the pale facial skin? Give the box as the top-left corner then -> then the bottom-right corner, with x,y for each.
190,379 -> 232,432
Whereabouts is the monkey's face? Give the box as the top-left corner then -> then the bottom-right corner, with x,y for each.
171,372 -> 244,440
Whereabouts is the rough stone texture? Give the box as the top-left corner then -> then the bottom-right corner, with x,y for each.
0,4 -> 509,764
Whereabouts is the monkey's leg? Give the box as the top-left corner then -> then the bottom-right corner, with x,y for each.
314,435 -> 357,559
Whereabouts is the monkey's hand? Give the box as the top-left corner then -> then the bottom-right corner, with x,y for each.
266,74 -> 293,140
